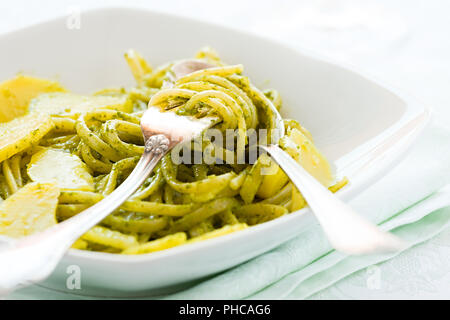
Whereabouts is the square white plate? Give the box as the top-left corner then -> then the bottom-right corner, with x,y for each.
0,8 -> 429,297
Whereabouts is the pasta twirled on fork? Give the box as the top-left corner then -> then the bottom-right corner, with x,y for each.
0,47 -> 347,254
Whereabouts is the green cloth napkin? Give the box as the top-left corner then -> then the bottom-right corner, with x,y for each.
8,123 -> 450,300
164,123 -> 450,299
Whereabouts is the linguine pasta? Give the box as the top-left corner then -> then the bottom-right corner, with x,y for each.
0,48 -> 347,254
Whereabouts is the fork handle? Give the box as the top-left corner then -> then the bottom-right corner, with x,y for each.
261,144 -> 407,255
0,137 -> 169,295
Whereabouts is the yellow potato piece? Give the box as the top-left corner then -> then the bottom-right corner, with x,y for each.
258,127 -> 333,198
82,226 -> 138,250
0,182 -> 59,238
280,128 -> 333,187
291,185 -> 307,212
30,92 -> 133,118
0,112 -> 54,163
28,149 -> 94,191
0,75 -> 65,122
71,238 -> 88,250
256,161 -> 289,199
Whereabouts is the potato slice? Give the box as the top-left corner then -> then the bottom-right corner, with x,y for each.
258,126 -> 333,198
291,185 -> 307,212
71,238 -> 88,250
280,128 -> 333,187
0,112 -> 54,163
28,149 -> 94,191
0,182 -> 59,238
0,75 -> 65,122
256,161 -> 289,199
30,92 -> 133,118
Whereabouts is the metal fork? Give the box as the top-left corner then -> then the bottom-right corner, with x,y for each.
0,107 -> 218,295
0,70 -> 406,295
172,60 -> 406,255
259,100 -> 406,255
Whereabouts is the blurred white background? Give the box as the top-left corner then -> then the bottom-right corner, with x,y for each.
1,0 -> 449,128
1,0 -> 449,299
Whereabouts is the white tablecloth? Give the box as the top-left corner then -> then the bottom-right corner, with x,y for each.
2,0 -> 449,299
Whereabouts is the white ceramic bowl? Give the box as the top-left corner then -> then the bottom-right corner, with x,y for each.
0,7 -> 429,297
